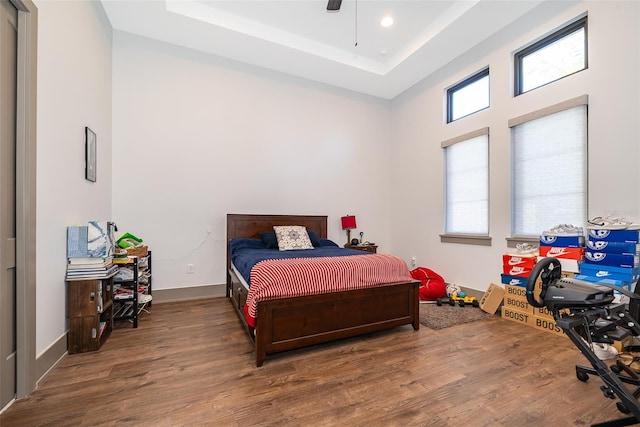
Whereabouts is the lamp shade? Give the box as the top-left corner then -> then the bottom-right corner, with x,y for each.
341,215 -> 357,230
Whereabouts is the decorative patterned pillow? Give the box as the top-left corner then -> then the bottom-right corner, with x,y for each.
273,225 -> 314,251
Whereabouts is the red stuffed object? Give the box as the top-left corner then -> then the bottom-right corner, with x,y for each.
410,267 -> 446,301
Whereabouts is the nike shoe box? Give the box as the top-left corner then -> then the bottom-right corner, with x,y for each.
584,251 -> 640,268
574,274 -> 632,291
502,265 -> 532,278
587,229 -> 640,243
539,235 -> 585,247
539,246 -> 585,260
579,263 -> 640,283
586,240 -> 640,254
501,274 -> 527,287
502,254 -> 537,269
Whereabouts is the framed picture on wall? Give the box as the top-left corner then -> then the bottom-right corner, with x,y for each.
85,127 -> 96,182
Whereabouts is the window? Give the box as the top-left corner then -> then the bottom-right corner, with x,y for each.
447,68 -> 489,123
510,96 -> 588,237
442,128 -> 489,242
515,16 -> 587,95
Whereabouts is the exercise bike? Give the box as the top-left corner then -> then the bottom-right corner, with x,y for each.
527,257 -> 640,427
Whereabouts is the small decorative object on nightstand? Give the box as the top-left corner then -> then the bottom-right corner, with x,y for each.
345,243 -> 378,254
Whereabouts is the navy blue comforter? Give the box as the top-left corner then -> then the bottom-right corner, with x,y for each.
229,238 -> 372,286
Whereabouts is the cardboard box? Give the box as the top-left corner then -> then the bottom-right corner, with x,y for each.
587,229 -> 640,243
503,295 -> 533,313
504,283 -> 530,298
502,265 -> 532,277
502,307 -> 567,338
540,235 -> 584,247
579,263 -> 640,283
501,274 -> 527,287
613,336 -> 634,353
502,254 -> 537,269
539,246 -> 585,260
584,251 -> 640,269
532,306 -> 556,319
501,306 -> 534,327
586,240 -> 640,255
532,315 -> 565,337
479,283 -> 504,314
504,283 -> 566,319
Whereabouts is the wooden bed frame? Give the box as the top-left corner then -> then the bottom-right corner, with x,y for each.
226,213 -> 420,367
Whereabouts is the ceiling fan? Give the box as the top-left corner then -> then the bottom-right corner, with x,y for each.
327,0 -> 342,12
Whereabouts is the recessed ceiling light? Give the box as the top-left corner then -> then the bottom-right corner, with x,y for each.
380,15 -> 394,27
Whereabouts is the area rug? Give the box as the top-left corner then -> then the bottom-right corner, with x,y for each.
419,302 -> 496,329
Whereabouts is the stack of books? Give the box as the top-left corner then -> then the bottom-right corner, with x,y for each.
66,222 -> 119,281
66,256 -> 118,281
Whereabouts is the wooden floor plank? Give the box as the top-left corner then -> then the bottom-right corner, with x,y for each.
0,298 -> 634,426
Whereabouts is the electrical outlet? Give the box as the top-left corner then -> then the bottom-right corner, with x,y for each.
411,256 -> 416,267
187,264 -> 194,274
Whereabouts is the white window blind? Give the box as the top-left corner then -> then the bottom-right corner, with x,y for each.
511,102 -> 587,236
443,131 -> 489,235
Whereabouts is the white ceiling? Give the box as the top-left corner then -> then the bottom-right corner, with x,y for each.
100,0 -> 546,99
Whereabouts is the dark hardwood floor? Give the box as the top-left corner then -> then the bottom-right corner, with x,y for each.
0,298 -> 632,426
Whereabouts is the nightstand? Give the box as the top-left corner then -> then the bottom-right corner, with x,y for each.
345,244 -> 378,254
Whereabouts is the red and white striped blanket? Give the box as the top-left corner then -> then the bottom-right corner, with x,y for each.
244,254 -> 413,327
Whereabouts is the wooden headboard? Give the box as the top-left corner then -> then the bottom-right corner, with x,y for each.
226,214 -> 329,271
226,214 -> 328,241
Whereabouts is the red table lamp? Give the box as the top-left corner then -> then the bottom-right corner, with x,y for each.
341,215 -> 357,245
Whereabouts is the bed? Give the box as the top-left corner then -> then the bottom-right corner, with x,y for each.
226,213 -> 420,366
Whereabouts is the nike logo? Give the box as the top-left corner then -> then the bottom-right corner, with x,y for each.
509,267 -> 526,275
595,271 -> 611,277
509,279 -> 523,285
508,257 -> 524,265
547,248 -> 569,256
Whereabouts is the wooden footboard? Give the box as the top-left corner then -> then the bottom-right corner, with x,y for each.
228,268 -> 419,366
254,281 -> 419,366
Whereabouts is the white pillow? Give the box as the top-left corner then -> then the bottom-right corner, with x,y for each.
273,225 -> 314,251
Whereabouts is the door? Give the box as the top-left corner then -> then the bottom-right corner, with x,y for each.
0,0 -> 18,409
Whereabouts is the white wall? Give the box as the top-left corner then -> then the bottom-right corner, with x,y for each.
111,32 -> 392,291
32,0 -> 639,358
390,1 -> 640,292
35,0 -> 112,355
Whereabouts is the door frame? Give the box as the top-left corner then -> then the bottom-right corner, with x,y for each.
11,0 -> 36,400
